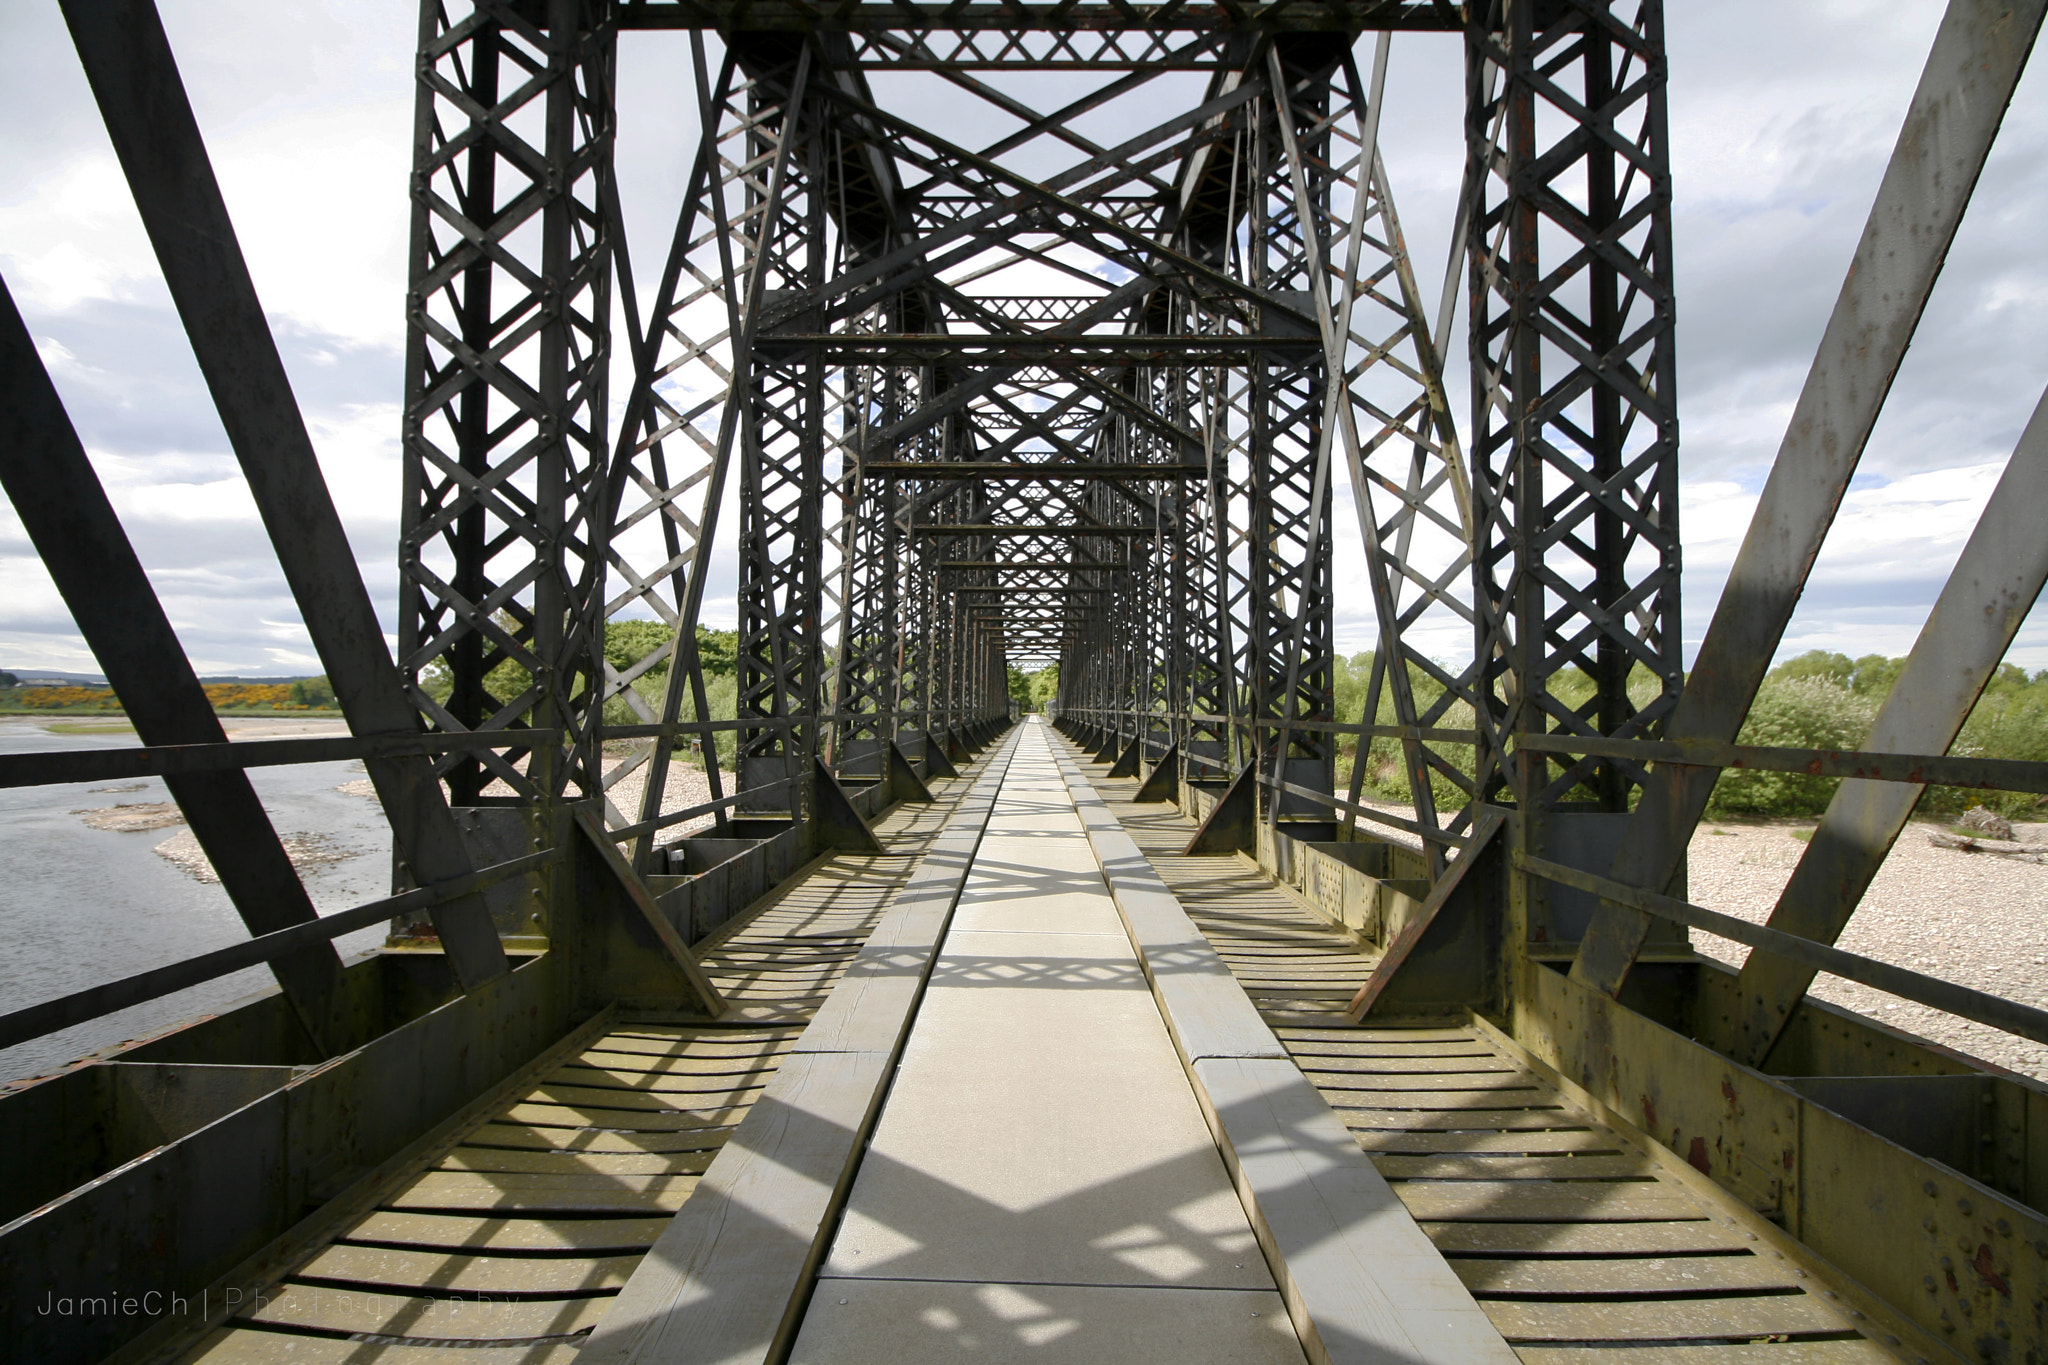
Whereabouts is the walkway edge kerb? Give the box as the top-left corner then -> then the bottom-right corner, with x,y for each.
578,728 -> 1022,1365
1049,736 -> 1520,1365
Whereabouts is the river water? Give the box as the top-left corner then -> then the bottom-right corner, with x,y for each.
0,717 -> 396,1085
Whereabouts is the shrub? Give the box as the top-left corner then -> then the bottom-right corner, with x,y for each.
1926,685 -> 2048,819
1706,676 -> 1876,817
601,669 -> 739,767
203,683 -> 292,709
17,685 -> 121,710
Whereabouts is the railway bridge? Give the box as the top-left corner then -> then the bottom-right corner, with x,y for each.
3,2 -> 2048,1362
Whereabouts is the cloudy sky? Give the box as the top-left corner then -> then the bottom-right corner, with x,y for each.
1,1 -> 2043,679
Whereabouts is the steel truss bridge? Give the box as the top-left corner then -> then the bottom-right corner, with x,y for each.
3,1 -> 2047,1362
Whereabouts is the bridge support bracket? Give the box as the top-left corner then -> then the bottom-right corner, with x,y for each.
813,757 -> 886,854
1346,811 -> 1507,1021
1184,765 -> 1257,855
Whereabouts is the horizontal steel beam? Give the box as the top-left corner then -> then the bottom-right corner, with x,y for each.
0,849 -> 562,1053
618,2 -> 1455,32
912,524 -> 1158,535
0,730 -> 563,790
760,335 -> 1320,365
871,463 -> 1204,479
1514,732 -> 2048,795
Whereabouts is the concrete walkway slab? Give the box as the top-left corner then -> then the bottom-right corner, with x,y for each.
791,722 -> 1305,1362
791,1281 -> 1301,1365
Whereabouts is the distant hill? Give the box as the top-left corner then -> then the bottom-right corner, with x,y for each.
1,671 -> 315,686
1,670 -> 109,686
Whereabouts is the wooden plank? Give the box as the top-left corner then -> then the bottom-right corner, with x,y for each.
245,1283 -> 613,1338
499,1101 -> 750,1131
1391,1180 -> 1703,1222
1213,947 -> 1365,960
559,1062 -> 785,1088
1450,1253 -> 1801,1295
581,1040 -> 797,1061
1417,1220 -> 1746,1256
1481,1294 -> 1854,1342
702,967 -> 846,982
1275,1026 -> 1477,1044
1336,1107 -> 1579,1131
582,1039 -> 798,1062
388,1171 -> 699,1214
1323,1088 -> 1560,1108
604,1027 -> 802,1045
436,1146 -> 714,1177
565,1058 -> 787,1084
529,1081 -> 766,1111
189,1327 -> 586,1363
1516,1341 -> 1899,1365
1349,1129 -> 1617,1155
297,1243 -> 643,1294
1306,1071 -> 1537,1093
342,1212 -> 672,1254
1296,1055 -> 1522,1076
464,1122 -> 731,1154
1286,1041 -> 1505,1060
1371,1154 -> 1654,1180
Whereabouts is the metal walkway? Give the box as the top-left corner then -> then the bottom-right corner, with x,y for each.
1059,734 -> 1909,1365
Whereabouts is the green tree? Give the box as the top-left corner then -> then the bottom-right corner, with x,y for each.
288,675 -> 335,707
604,619 -> 671,676
602,621 -> 740,678
1771,650 -> 1853,687
1027,665 -> 1059,711
1847,654 -> 1901,697
694,627 -> 740,676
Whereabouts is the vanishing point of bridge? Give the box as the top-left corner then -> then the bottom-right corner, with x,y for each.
3,2 -> 2047,1363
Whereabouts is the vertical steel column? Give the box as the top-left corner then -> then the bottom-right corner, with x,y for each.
1247,43 -> 1338,818
735,48 -> 827,815
400,0 -> 617,808
1466,0 -> 1681,872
